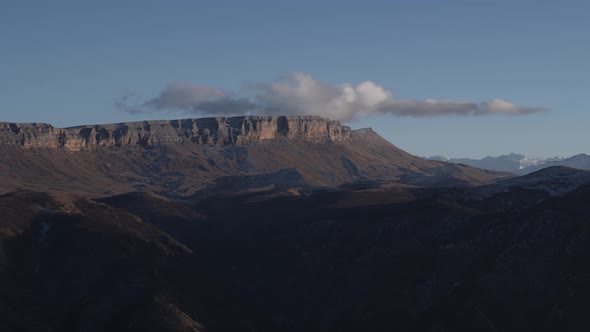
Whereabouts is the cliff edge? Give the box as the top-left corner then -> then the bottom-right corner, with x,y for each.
0,115 -> 353,151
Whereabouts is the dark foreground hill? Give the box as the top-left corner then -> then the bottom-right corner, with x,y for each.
1,167 -> 590,331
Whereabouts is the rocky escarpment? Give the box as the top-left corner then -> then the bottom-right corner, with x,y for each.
0,115 -> 510,197
0,116 -> 352,151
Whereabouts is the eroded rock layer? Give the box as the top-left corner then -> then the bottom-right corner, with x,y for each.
0,116 -> 352,151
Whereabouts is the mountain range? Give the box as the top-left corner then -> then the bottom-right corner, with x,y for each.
2,115 -> 590,331
428,153 -> 590,175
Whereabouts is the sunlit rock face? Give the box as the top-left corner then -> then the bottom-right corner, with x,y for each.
0,115 -> 353,151
0,114 -> 509,198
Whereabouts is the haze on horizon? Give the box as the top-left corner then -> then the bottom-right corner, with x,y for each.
1,0 -> 588,158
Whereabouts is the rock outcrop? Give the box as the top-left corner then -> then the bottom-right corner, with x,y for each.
0,115 -> 510,197
0,116 -> 353,151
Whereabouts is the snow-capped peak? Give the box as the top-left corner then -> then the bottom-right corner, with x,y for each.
518,156 -> 547,169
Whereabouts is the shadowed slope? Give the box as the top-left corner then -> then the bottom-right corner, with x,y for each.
0,191 -> 199,331
91,170 -> 590,332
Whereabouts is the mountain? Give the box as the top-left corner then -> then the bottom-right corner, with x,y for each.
3,166 -> 590,331
0,116 -> 508,197
517,153 -> 590,175
429,153 -> 590,175
467,166 -> 590,210
428,153 -> 548,173
426,153 -> 580,174
4,116 -> 590,331
481,166 -> 590,196
0,191 -> 199,331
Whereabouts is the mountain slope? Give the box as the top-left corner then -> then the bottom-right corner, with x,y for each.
90,167 -> 590,332
0,191 -> 198,331
0,116 -> 509,197
2,117 -> 590,330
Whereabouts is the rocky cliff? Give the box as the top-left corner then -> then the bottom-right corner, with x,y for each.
0,116 -> 353,151
0,115 -> 510,197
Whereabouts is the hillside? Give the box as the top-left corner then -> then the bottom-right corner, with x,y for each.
1,116 -> 590,331
0,116 -> 509,197
2,167 -> 590,331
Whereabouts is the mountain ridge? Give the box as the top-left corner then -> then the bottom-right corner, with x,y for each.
0,115 -> 509,197
426,153 -> 590,174
0,116 -> 353,150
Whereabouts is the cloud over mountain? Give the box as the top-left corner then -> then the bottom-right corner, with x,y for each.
118,72 -> 546,121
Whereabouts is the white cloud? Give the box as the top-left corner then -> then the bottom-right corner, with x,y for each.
249,73 -> 394,120
478,99 -> 544,115
117,72 -> 546,121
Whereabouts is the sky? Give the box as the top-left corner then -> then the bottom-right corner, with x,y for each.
1,0 -> 588,158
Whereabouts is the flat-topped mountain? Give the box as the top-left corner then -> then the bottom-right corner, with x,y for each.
0,115 -> 509,197
0,116 -> 352,150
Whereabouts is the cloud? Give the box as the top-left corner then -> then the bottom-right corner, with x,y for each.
141,82 -> 255,116
117,72 -> 546,121
145,82 -> 225,110
250,73 -> 394,121
477,99 -> 545,115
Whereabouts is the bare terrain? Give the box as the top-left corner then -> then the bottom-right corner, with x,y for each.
1,116 -> 589,331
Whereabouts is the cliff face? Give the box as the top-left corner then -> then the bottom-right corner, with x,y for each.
0,116 -> 353,151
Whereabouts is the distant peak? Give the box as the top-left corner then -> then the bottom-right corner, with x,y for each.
507,153 -> 526,158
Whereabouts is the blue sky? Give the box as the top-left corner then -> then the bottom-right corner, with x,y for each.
1,0 -> 588,158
